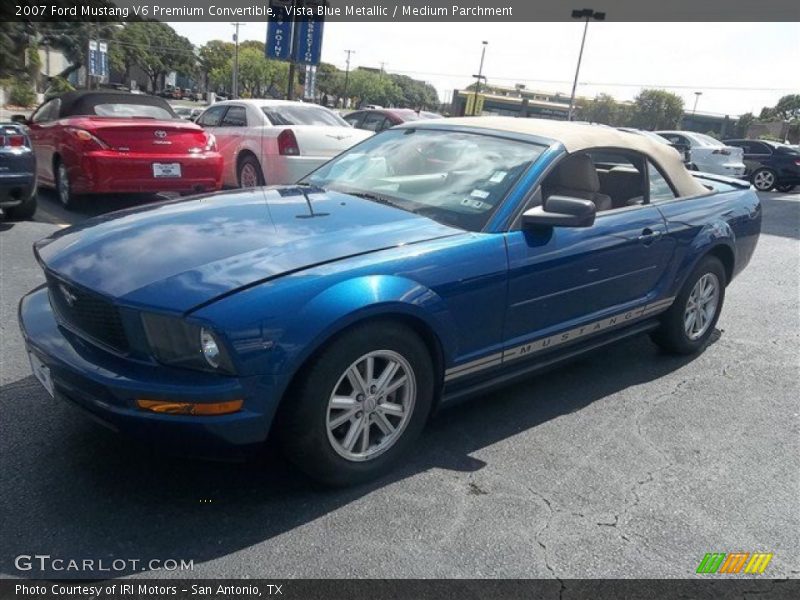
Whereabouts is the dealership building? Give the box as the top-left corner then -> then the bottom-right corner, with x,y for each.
450,85 -> 739,137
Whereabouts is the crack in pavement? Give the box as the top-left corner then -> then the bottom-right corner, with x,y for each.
526,486 -> 566,599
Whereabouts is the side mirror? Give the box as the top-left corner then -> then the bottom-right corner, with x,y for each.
10,114 -> 28,125
522,195 -> 597,229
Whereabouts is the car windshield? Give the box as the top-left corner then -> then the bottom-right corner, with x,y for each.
93,103 -> 176,119
303,128 -> 545,231
262,105 -> 348,127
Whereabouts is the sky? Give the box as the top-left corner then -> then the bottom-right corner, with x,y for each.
169,22 -> 800,116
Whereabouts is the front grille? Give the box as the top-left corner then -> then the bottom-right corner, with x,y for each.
47,275 -> 129,353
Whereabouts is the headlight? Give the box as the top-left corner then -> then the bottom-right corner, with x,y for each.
141,313 -> 234,374
200,328 -> 221,368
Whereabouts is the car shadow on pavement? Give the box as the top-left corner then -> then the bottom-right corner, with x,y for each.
0,332 -> 710,579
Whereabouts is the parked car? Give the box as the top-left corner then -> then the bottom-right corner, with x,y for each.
656,131 -> 745,177
19,117 -> 761,485
617,127 -> 692,166
722,139 -> 800,192
194,99 -> 372,187
0,123 -> 37,220
173,106 -> 204,122
344,108 -> 443,133
19,91 -> 223,208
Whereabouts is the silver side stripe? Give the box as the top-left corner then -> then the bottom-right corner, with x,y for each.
444,296 -> 676,382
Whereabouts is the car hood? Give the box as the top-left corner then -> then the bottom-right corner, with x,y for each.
35,187 -> 463,313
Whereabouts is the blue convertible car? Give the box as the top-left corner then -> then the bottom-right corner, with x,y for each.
19,118 -> 761,485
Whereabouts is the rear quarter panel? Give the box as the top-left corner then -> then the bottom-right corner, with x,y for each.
654,179 -> 761,296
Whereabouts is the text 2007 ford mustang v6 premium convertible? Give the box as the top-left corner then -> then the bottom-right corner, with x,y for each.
19,118 -> 761,485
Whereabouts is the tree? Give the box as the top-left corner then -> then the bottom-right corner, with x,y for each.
629,89 -> 685,130
576,93 -> 628,126
39,22 -> 121,81
388,73 -> 438,110
109,22 -> 195,92
735,112 -> 756,138
346,69 -> 400,107
198,40 -> 234,91
773,94 -> 800,121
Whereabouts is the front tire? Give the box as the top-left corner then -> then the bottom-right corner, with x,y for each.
651,256 -> 726,355
751,168 -> 776,192
277,322 -> 434,486
237,155 -> 264,188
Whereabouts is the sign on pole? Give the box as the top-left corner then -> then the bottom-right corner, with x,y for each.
88,40 -> 98,77
98,41 -> 108,78
292,1 -> 325,66
266,0 -> 294,61
303,65 -> 317,100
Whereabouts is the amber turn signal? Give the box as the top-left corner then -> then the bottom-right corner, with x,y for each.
136,399 -> 243,416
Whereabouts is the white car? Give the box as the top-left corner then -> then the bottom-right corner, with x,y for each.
656,130 -> 745,177
195,99 -> 373,187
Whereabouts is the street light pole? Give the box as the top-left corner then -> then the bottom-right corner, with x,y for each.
231,22 -> 245,99
692,91 -> 703,114
471,41 -> 488,116
567,8 -> 605,121
342,49 -> 355,108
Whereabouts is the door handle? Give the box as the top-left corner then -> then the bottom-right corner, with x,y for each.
638,228 -> 663,244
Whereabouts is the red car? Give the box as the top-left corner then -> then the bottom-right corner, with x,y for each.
24,91 -> 223,208
343,108 -> 443,133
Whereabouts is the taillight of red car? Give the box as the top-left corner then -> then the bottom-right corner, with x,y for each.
277,129 -> 300,156
65,127 -> 110,151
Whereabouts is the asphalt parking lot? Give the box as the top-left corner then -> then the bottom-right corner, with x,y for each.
0,189 -> 797,580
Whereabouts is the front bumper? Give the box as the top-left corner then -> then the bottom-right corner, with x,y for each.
71,151 -> 224,195
18,285 -> 271,458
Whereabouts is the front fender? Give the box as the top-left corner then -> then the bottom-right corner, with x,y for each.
277,275 -> 458,381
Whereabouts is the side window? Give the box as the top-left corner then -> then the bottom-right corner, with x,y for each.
586,150 -> 645,210
196,105 -> 227,127
362,113 -> 388,132
220,105 -> 247,127
750,142 -> 772,155
344,112 -> 363,127
647,161 -> 677,203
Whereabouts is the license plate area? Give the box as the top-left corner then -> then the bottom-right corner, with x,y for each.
152,162 -> 182,178
29,352 -> 54,398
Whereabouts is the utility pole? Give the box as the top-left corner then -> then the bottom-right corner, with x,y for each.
567,8 -> 605,121
342,49 -> 355,108
287,62 -> 296,100
471,41 -> 488,116
379,61 -> 386,79
232,22 -> 244,99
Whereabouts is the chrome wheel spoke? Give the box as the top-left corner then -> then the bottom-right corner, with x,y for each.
326,349 -> 416,462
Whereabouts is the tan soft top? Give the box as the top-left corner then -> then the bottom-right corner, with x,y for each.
424,116 -> 708,197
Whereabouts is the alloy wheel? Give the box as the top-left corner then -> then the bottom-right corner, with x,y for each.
57,163 -> 70,206
326,350 -> 416,462
752,170 -> 775,191
240,163 -> 260,188
683,273 -> 720,341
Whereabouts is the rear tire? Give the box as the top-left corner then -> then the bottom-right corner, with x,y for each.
55,159 -> 80,209
751,168 -> 776,192
276,321 -> 434,487
4,190 -> 37,221
650,256 -> 726,355
237,154 -> 264,188
775,184 -> 796,193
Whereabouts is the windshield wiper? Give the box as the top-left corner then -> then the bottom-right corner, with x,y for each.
342,190 -> 404,210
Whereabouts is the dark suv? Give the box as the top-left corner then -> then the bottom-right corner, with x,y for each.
722,139 -> 800,192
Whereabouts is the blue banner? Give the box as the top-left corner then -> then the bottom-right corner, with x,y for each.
292,17 -> 324,65
266,0 -> 294,61
99,41 -> 108,78
88,40 -> 98,77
